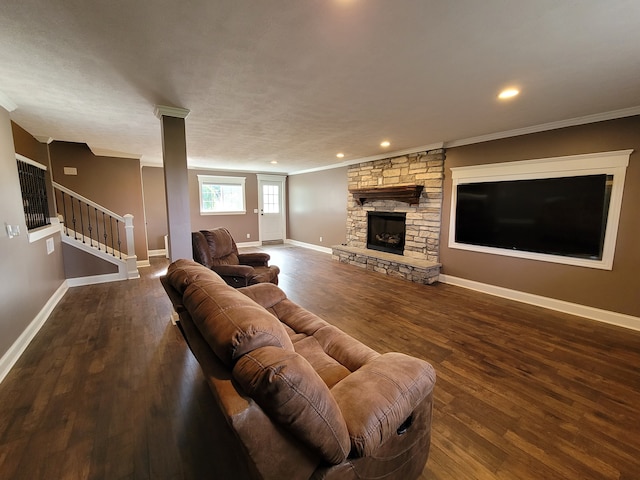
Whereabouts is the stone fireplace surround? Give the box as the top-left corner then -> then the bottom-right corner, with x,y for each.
332,149 -> 444,284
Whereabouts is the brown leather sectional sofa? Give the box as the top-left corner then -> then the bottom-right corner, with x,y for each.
161,259 -> 436,480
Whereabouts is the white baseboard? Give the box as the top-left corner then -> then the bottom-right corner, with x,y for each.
66,272 -> 126,287
136,259 -> 151,268
285,239 -> 333,254
439,274 -> 640,332
0,281 -> 69,384
236,241 -> 263,248
147,249 -> 167,258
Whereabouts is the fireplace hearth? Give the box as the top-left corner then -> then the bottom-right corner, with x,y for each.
367,212 -> 406,255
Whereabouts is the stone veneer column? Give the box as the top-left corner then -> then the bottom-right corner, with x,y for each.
346,148 -> 445,262
154,105 -> 191,262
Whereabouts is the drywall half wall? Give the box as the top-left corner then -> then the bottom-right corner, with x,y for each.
0,113 -> 65,378
441,115 -> 640,318
288,166 -> 348,248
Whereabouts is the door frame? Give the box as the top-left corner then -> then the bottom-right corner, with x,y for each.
257,174 -> 287,242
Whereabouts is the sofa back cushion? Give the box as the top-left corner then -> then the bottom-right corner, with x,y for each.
182,280 -> 294,367
166,258 -> 226,294
233,346 -> 351,465
192,232 -> 214,268
201,228 -> 240,266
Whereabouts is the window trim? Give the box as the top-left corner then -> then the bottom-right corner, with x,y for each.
197,174 -> 246,215
448,149 -> 632,270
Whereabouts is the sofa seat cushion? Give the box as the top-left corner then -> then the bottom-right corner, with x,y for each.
292,336 -> 351,388
272,299 -> 379,372
182,281 -> 294,367
233,346 -> 351,465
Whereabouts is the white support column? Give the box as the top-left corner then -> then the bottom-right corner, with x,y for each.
124,213 -> 139,279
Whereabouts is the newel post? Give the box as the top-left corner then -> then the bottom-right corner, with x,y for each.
124,214 -> 139,279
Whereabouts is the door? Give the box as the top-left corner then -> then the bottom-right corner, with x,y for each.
257,174 -> 286,243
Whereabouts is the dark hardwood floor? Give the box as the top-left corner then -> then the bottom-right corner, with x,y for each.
1,245 -> 639,479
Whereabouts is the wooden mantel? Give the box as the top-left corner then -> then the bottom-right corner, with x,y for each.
349,185 -> 424,205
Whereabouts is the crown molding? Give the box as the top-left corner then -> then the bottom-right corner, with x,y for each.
89,146 -> 142,159
154,105 -> 190,119
34,136 -> 53,144
0,90 -> 17,112
445,106 -> 640,148
289,141 -> 444,176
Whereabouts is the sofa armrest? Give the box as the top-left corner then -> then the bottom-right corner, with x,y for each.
330,352 -> 436,457
212,264 -> 256,287
238,283 -> 287,309
238,252 -> 270,267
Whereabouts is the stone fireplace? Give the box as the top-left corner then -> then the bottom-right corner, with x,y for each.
332,148 -> 445,284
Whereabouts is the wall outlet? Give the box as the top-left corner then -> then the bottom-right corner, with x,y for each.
46,237 -> 54,254
247,233 -> 251,239
319,236 -> 323,242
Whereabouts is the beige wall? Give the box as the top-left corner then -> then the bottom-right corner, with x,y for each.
141,167 -> 263,250
441,116 -> 640,317
141,166 -> 168,251
48,142 -> 148,263
188,169 -> 260,242
0,113 -> 65,363
288,167 -> 348,247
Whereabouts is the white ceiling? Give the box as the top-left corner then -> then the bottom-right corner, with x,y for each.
1,0 -> 639,174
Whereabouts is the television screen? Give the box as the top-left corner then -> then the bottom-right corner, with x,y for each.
455,174 -> 611,260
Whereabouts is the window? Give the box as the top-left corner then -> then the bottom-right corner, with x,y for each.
448,150 -> 631,270
197,175 -> 246,215
16,154 -> 50,230
262,184 -> 280,213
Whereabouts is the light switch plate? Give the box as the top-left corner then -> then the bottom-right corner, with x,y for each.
5,223 -> 20,239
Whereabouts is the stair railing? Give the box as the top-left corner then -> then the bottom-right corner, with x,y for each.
53,182 -> 137,277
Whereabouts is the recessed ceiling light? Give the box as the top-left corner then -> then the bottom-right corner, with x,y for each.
336,153 -> 345,158
498,88 -> 520,100
380,141 -> 390,148
270,160 -> 278,164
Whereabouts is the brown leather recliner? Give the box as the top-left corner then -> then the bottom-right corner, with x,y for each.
192,228 -> 280,287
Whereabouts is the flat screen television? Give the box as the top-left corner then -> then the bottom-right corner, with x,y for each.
455,174 -> 612,260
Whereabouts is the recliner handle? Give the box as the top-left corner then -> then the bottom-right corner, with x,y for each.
397,415 -> 413,435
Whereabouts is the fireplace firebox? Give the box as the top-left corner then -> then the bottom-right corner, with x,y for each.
367,212 -> 406,255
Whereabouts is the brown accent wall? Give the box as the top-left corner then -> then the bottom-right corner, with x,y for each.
48,142 -> 148,263
188,169 -> 260,242
11,121 -> 47,167
141,166 -> 168,251
12,122 -> 57,219
441,116 -> 640,317
1,114 -> 65,363
288,167 -> 348,247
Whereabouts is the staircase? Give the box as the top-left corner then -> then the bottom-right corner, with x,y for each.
54,182 -> 139,282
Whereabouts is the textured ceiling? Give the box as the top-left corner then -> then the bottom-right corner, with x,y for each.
1,0 -> 640,174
